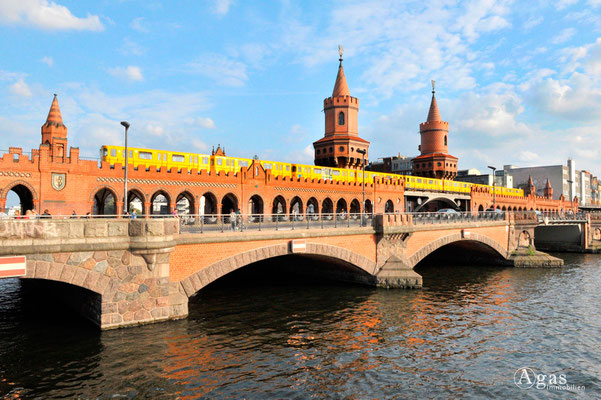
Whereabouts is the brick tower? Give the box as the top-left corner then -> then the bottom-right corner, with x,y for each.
313,47 -> 369,169
544,179 -> 553,199
412,82 -> 458,179
41,94 -> 68,159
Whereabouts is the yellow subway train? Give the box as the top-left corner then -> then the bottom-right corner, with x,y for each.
100,145 -> 524,198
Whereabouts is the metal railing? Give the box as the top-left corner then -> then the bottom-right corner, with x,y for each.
178,213 -> 374,233
408,211 -> 506,225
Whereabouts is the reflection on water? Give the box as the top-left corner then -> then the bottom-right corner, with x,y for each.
1,254 -> 601,398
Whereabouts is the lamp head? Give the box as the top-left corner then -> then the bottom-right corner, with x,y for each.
120,121 -> 130,129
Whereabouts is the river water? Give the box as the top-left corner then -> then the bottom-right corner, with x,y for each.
1,253 -> 600,399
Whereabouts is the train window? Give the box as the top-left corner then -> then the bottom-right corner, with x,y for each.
129,151 -> 133,158
217,158 -> 223,166
263,163 -> 272,170
239,160 -> 249,167
173,154 -> 185,162
111,149 -> 116,157
139,152 -> 153,160
351,172 -> 354,177
194,156 -> 198,164
203,157 -> 209,164
286,166 -> 290,171
315,168 -> 321,174
332,171 -> 340,176
416,179 -> 421,183
429,180 -> 433,184
157,154 -> 161,161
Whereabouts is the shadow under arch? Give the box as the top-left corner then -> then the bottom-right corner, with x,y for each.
181,243 -> 377,297
410,233 -> 508,270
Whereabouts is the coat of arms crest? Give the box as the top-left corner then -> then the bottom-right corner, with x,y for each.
51,173 -> 66,191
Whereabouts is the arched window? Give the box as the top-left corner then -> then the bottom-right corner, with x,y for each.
444,135 -> 447,146
338,112 -> 345,125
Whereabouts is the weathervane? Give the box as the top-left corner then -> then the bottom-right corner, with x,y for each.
338,45 -> 344,61
431,79 -> 436,93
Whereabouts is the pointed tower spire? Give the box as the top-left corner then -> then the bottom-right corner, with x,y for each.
44,94 -> 65,128
332,45 -> 350,97
544,179 -> 554,199
41,94 -> 68,157
426,80 -> 441,122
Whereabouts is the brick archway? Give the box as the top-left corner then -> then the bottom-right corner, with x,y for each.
408,232 -> 508,268
179,242 -> 377,297
1,180 -> 38,201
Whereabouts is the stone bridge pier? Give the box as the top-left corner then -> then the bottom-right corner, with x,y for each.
1,219 -> 188,329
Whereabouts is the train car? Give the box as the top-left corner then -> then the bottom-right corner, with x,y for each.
101,144 -> 526,200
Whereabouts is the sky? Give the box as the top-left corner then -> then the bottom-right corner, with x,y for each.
1,0 -> 601,175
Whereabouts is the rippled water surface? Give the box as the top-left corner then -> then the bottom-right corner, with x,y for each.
1,253 -> 601,398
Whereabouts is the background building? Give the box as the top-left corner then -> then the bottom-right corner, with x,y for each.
369,155 -> 414,175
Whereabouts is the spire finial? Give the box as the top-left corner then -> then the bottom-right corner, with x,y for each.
53,93 -> 57,98
431,80 -> 435,94
338,44 -> 344,63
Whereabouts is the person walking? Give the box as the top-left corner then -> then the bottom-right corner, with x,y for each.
229,210 -> 237,231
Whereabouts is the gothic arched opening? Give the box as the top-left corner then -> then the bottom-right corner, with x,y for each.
272,195 -> 286,216
248,195 -> 264,216
350,199 -> 361,215
290,196 -> 303,218
127,190 -> 145,215
93,188 -> 117,216
221,193 -> 238,215
336,198 -> 348,213
200,192 -> 218,216
4,184 -> 35,216
385,199 -> 394,213
365,199 -> 373,214
176,191 -> 194,215
151,191 -> 171,215
321,198 -> 334,215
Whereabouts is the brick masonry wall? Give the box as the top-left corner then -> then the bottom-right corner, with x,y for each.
170,233 -> 377,282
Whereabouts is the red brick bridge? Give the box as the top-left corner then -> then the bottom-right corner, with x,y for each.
0,212 -> 573,329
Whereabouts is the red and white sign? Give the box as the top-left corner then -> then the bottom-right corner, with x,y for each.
0,256 -> 26,278
290,240 -> 306,253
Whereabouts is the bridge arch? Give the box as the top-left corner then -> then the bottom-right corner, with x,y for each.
127,187 -> 146,215
200,191 -> 218,215
415,197 -> 458,212
290,196 -> 303,215
220,193 -> 238,215
248,193 -> 264,215
92,186 -> 118,215
180,242 -> 377,297
1,180 -> 38,214
408,233 -> 508,268
151,189 -> 172,215
176,190 -> 195,215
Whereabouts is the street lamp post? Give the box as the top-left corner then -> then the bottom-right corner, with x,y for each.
357,149 -> 366,226
488,165 -> 497,211
121,121 -> 130,215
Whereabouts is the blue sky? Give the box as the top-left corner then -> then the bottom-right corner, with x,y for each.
1,0 -> 601,175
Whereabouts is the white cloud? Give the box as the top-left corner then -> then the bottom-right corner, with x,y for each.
9,78 -> 32,97
518,150 -> 540,162
130,17 -> 148,33
194,117 -> 216,129
523,16 -> 543,30
109,66 -> 144,82
0,0 -> 104,31
556,0 -> 579,10
119,38 -> 145,56
145,124 -> 164,136
552,28 -> 576,44
192,139 -> 209,152
40,56 -> 53,67
185,54 -> 247,86
212,0 -> 232,15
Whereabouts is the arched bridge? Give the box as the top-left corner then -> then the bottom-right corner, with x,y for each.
0,212 -> 564,329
